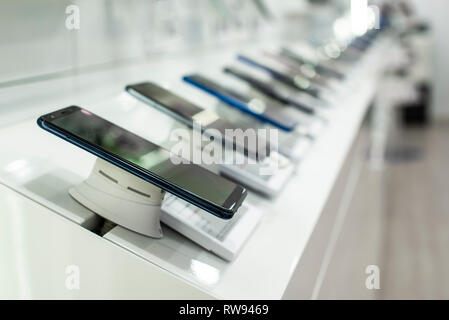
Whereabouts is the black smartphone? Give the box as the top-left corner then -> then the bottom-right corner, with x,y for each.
262,51 -> 332,88
37,106 -> 247,219
223,66 -> 315,115
125,82 -> 270,160
280,48 -> 345,80
237,55 -> 321,99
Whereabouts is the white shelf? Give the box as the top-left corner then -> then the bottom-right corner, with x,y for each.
0,35 -> 394,299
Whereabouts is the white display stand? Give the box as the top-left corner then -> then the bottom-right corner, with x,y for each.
0,32 -> 397,299
69,158 -> 165,238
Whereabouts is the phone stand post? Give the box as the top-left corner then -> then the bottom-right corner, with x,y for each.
69,158 -> 165,238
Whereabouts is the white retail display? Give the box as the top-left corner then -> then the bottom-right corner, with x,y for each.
0,32 -> 396,299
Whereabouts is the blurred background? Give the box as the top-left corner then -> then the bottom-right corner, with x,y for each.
0,0 -> 448,299
1,0 -> 447,120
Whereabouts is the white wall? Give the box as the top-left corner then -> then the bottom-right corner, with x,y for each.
411,0 -> 449,120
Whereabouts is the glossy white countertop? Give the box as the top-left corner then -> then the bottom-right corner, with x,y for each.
0,35 -> 393,299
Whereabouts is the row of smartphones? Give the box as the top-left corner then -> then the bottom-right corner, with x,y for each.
37,29 -> 381,221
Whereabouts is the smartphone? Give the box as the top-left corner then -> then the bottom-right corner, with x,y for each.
223,66 -> 315,115
125,82 -> 270,161
262,51 -> 332,88
280,48 -> 345,80
237,55 -> 321,99
37,106 -> 247,219
182,74 -> 298,132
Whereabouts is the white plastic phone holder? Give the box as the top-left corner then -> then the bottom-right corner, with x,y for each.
69,158 -> 165,238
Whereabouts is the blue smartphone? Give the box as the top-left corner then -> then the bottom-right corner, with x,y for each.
37,106 -> 247,219
183,74 -> 298,132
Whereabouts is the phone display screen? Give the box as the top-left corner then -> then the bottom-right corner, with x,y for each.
128,81 -> 272,161
41,106 -> 246,214
128,83 -> 202,121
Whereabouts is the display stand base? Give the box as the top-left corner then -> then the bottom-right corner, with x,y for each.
69,158 -> 165,238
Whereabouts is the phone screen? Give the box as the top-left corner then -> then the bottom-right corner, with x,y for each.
127,82 -> 272,161
39,106 -> 246,216
127,83 -> 202,122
